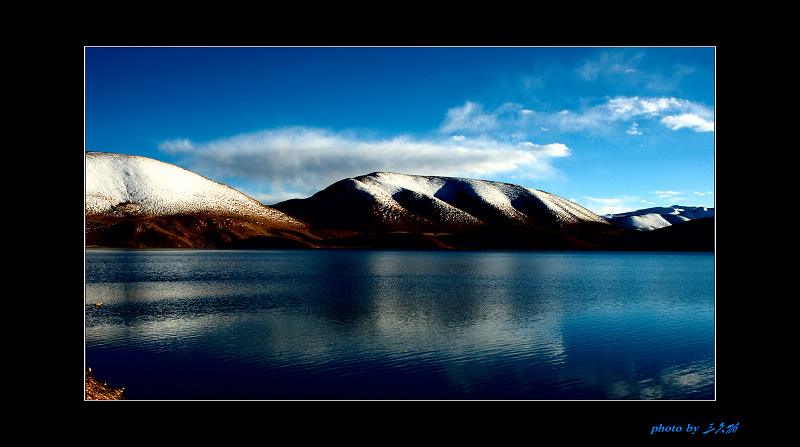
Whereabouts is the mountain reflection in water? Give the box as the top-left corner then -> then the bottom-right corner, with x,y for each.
85,249 -> 714,400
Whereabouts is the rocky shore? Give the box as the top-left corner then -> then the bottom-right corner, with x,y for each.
85,368 -> 125,400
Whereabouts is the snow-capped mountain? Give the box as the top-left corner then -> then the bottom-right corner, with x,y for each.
272,172 -> 612,235
84,153 -> 712,250
603,205 -> 714,231
85,152 -> 312,248
86,151 -> 305,227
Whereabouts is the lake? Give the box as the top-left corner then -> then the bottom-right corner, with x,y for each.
84,249 -> 714,400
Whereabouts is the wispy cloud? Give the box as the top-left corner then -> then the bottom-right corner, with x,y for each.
576,49 -> 701,95
583,196 -> 628,215
626,122 -> 642,135
159,126 -> 572,204
661,113 -> 714,132
577,51 -> 647,82
605,97 -> 714,132
652,190 -> 683,199
438,96 -> 713,139
649,190 -> 714,205
439,101 -> 501,134
158,93 -> 712,205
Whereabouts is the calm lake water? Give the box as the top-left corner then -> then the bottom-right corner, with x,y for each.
84,249 -> 714,400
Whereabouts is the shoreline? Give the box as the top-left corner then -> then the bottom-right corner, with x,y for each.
85,368 -> 125,400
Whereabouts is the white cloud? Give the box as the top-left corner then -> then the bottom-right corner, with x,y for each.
439,96 -> 713,138
626,122 -> 642,135
576,50 -> 701,95
156,93 -> 713,205
160,126 -> 571,203
158,138 -> 195,154
661,113 -> 715,132
605,96 -> 685,119
583,196 -> 627,215
439,101 -> 500,134
517,141 -> 570,157
604,97 -> 714,132
577,51 -> 646,82
652,190 -> 682,200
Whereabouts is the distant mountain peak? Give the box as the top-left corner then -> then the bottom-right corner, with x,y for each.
603,205 -> 714,231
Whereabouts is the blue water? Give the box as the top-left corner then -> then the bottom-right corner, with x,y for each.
84,249 -> 714,400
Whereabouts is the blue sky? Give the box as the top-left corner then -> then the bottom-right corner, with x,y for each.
84,46 -> 715,214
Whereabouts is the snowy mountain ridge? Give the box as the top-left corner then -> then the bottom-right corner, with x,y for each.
271,171 -> 611,234
85,151 -> 305,228
84,152 -> 712,250
603,205 -> 714,231
354,171 -> 609,227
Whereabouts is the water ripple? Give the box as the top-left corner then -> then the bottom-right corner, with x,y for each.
85,249 -> 714,400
